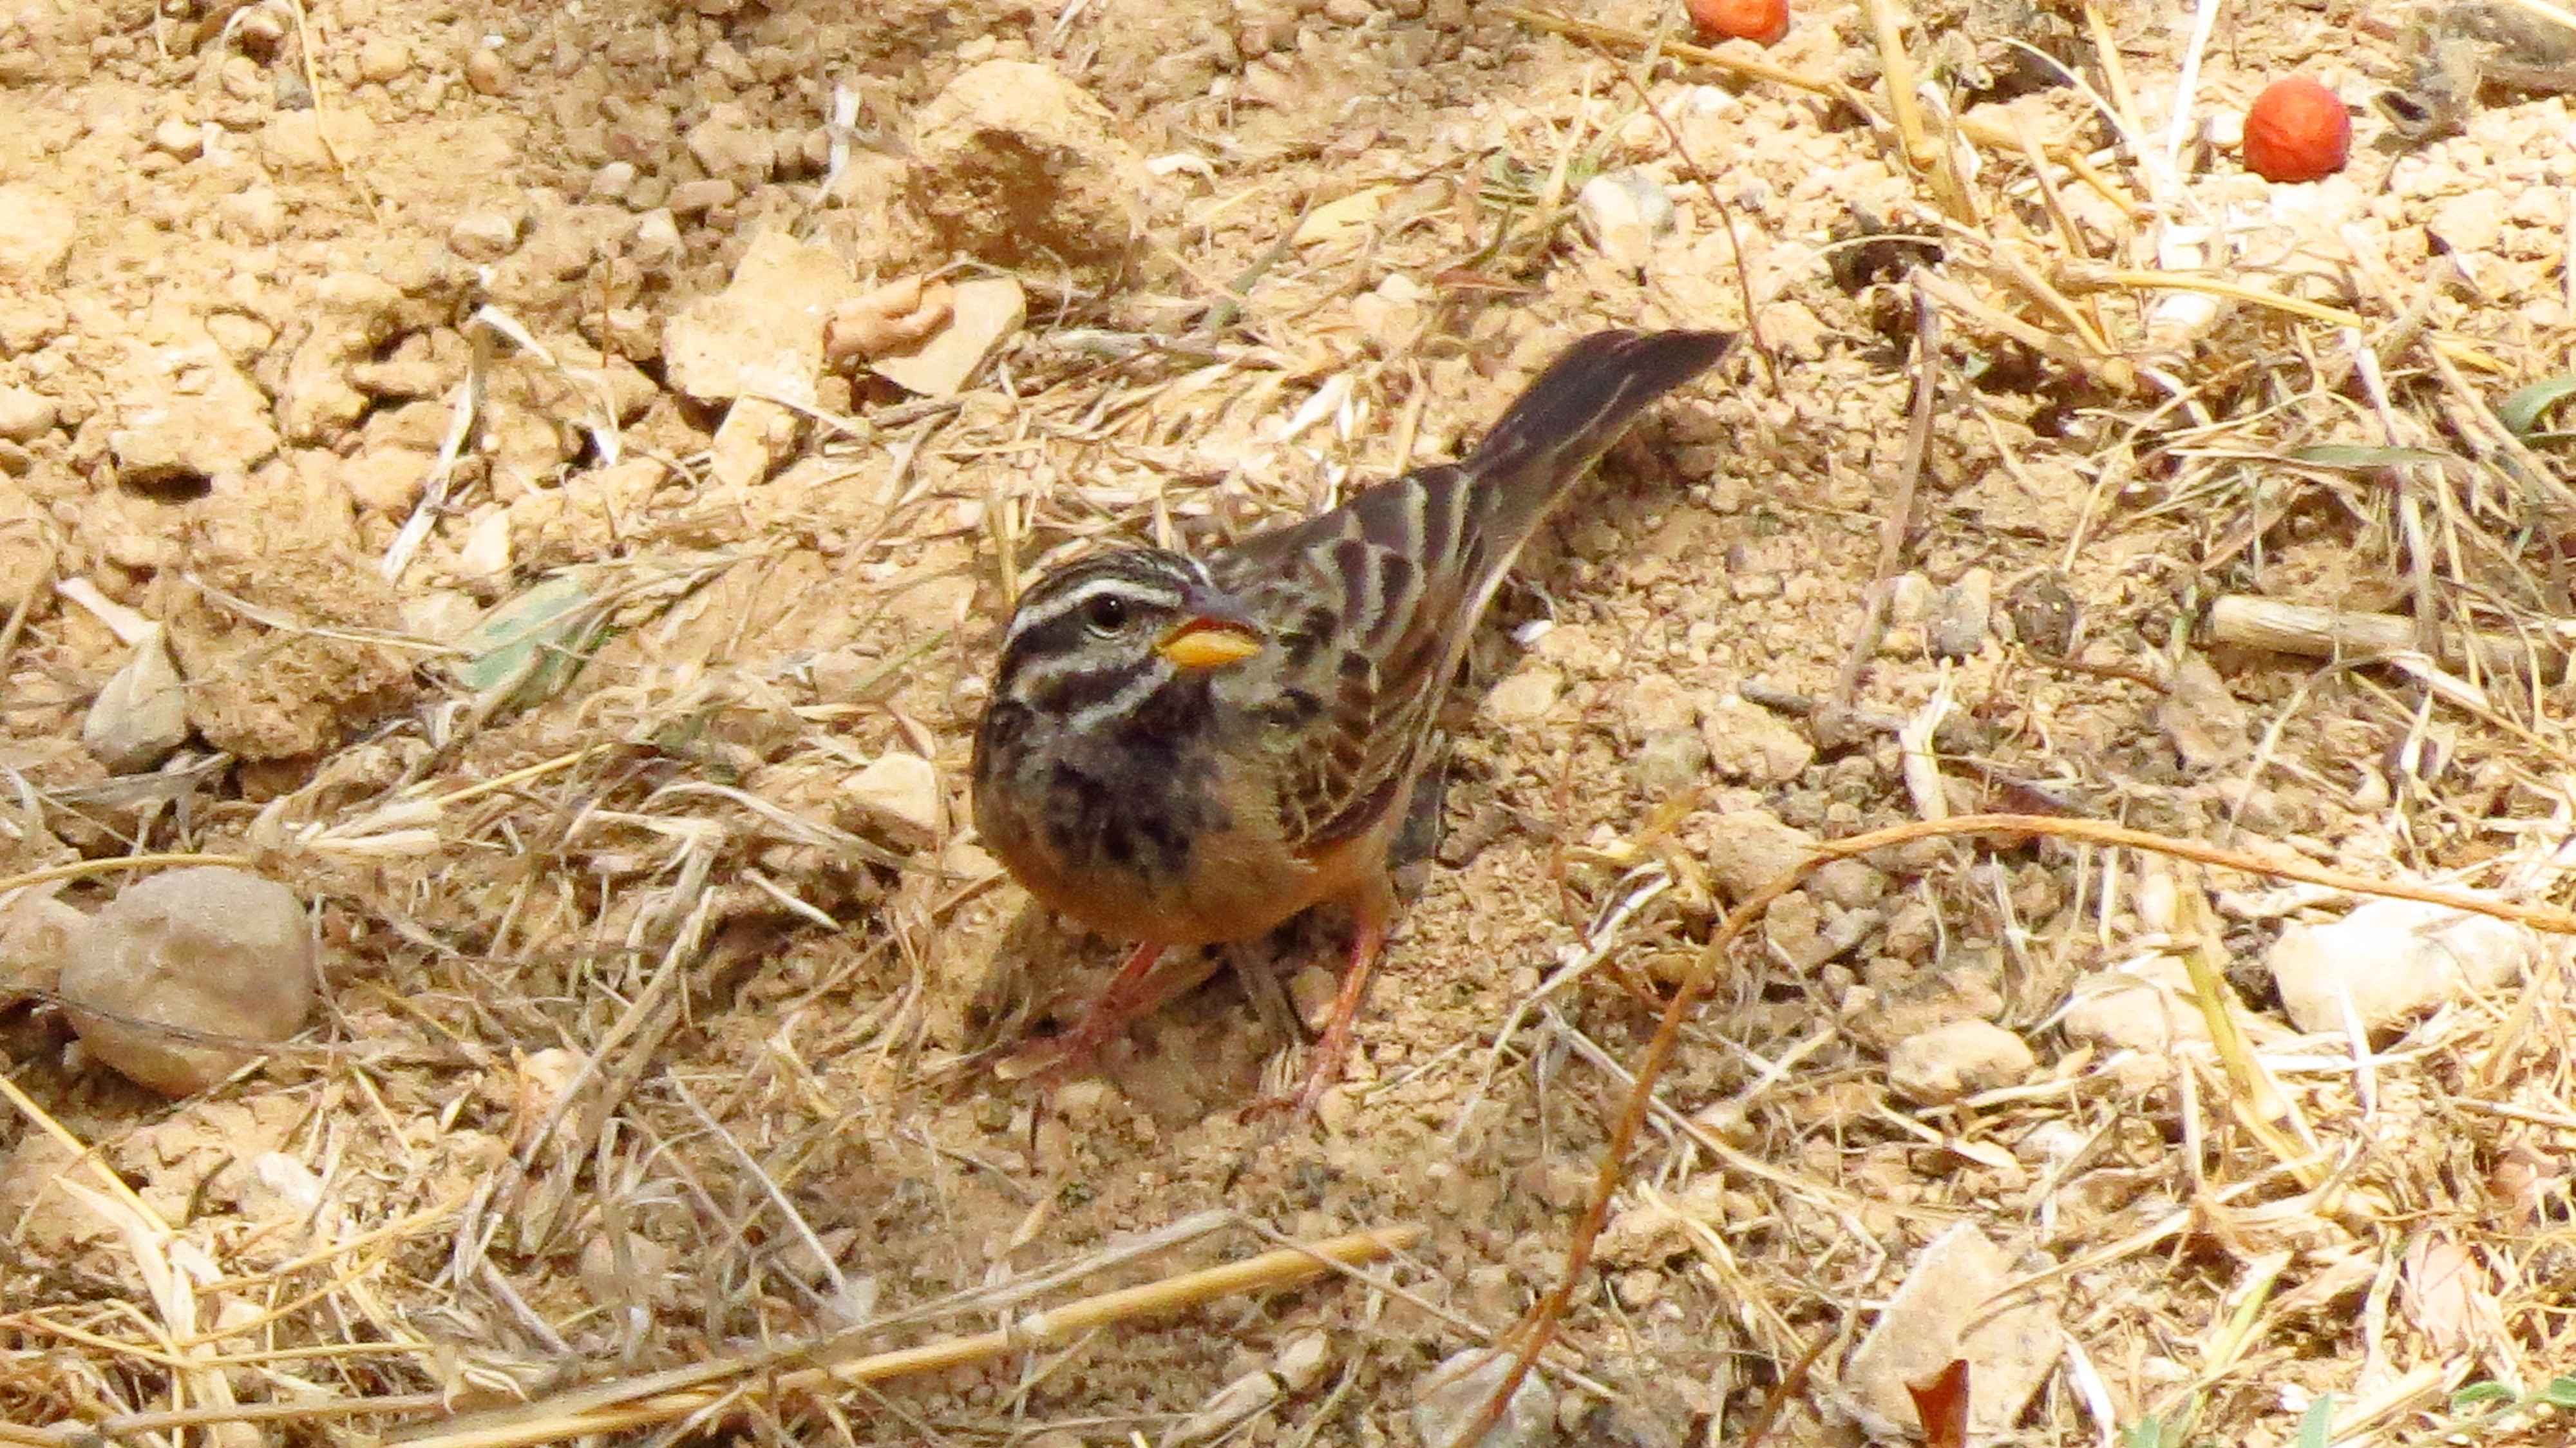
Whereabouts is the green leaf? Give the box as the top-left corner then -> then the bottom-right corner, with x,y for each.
2539,1376 -> 2576,1409
2498,376 -> 2576,437
2295,1394 -> 2334,1448
2451,1380 -> 2519,1412
448,571 -> 607,707
2284,443 -> 2458,470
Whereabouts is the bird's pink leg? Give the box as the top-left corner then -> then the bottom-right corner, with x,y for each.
1013,937 -> 1168,1079
1285,900 -> 1390,1118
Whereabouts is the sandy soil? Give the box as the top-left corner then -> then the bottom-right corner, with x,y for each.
3,0 -> 2575,1443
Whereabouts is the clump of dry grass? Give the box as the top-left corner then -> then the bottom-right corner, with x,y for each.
1455,3 -> 2576,1443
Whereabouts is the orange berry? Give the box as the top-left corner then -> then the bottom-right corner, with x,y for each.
2242,75 -> 2351,183
1685,0 -> 1789,46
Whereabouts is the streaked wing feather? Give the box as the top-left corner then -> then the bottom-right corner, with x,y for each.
1212,329 -> 1734,858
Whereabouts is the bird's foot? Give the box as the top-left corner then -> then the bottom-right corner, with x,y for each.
994,937 -> 1169,1084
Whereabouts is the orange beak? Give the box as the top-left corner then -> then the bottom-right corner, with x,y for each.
1155,617 -> 1264,670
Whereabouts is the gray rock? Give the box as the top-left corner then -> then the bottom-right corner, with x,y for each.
1701,808 -> 1817,900
0,386 -> 59,442
1927,567 -> 1993,658
905,61 -> 1153,283
60,868 -> 316,1097
663,229 -> 855,408
1887,1018 -> 2033,1103
0,183 -> 75,285
1412,1348 -> 1557,1448
1839,1224 -> 2058,1440
2268,898 -> 2538,1036
80,626 -> 189,774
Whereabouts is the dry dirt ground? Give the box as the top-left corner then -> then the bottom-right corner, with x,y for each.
3,0 -> 2576,1443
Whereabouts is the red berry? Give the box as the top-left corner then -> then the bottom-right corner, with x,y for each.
1685,0 -> 1789,46
2243,75 -> 2351,183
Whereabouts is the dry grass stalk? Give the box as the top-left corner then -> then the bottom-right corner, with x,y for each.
2210,595 -> 2571,681
386,1226 -> 1419,1448
1482,812 -> 2576,1443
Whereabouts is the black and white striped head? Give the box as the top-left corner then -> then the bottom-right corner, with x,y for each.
985,548 -> 1268,735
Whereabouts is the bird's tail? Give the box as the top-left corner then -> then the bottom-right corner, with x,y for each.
1461,327 -> 1734,547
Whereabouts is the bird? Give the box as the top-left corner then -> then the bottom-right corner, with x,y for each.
971,328 -> 1734,1115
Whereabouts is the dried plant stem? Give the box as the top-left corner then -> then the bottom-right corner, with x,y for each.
0,852 -> 255,895
1499,5 -> 1863,106
2058,267 -> 2502,371
1480,811 -> 2576,1442
390,1227 -> 1421,1448
2494,0 -> 2576,35
2208,595 -> 2569,680
1877,278 -> 1942,586
2079,0 -> 2141,146
1497,5 -> 2129,207
1857,0 -> 1973,222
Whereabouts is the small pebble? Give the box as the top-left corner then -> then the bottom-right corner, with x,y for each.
455,508 -> 513,581
149,118 -> 202,159
464,43 -> 511,97
1887,1018 -> 2033,1103
1700,694 -> 1814,783
1700,808 -> 1817,900
1808,857 -> 1888,910
0,386 -> 57,442
2060,958 -> 2209,1055
1483,665 -> 1560,724
629,208 -> 683,265
1841,1224 -> 2060,1438
587,160 -> 637,204
217,186 -> 289,242
845,752 -> 944,842
81,628 -> 187,774
357,35 -> 411,84
219,54 -> 265,102
666,178 -> 739,216
1627,727 -> 1709,794
1575,167 -> 1674,271
446,209 -> 521,262
232,6 -> 287,51
0,890 -> 82,998
1927,567 -> 1993,658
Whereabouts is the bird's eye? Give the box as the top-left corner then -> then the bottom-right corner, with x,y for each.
1081,594 -> 1134,635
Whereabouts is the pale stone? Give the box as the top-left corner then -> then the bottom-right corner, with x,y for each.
60,868 -> 316,1098
845,752 -> 943,841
